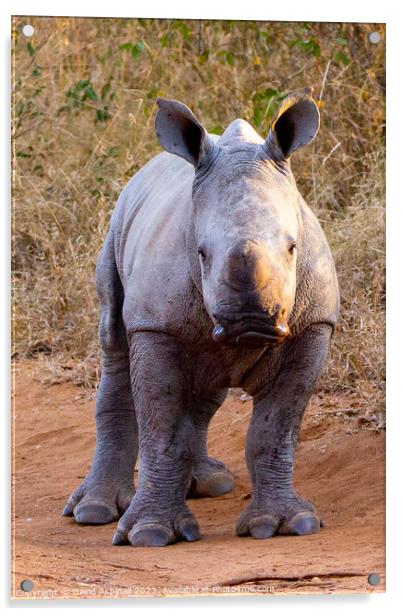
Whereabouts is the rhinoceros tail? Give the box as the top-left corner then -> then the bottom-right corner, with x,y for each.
95,229 -> 128,359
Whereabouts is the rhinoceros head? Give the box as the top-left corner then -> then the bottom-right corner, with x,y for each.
155,89 -> 319,348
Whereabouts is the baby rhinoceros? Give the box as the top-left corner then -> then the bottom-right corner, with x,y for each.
63,87 -> 339,547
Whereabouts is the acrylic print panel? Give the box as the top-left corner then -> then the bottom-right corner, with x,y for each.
11,16 -> 385,599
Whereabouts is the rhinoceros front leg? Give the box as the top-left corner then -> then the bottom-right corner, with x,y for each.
187,393 -> 235,498
112,332 -> 201,547
236,323 -> 332,539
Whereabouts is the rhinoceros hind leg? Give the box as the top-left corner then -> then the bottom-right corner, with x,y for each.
63,482 -> 135,525
63,231 -> 138,526
187,392 -> 235,498
187,457 -> 235,498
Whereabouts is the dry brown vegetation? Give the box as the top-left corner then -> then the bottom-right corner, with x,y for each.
12,17 -> 385,425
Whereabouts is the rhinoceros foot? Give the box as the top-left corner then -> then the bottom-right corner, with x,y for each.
62,477 -> 134,525
112,504 -> 201,547
187,456 -> 235,498
236,493 -> 322,539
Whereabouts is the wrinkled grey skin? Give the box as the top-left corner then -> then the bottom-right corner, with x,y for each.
63,88 -> 339,547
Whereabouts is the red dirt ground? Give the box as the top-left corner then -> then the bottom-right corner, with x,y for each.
11,361 -> 385,599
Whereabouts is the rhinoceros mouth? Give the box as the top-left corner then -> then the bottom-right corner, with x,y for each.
212,317 -> 289,348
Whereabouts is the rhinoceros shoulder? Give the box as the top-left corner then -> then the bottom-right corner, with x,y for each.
292,195 -> 340,333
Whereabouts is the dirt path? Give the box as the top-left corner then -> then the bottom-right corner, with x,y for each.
11,361 -> 385,599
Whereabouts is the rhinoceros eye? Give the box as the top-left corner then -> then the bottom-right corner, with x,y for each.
288,241 -> 297,255
198,247 -> 207,262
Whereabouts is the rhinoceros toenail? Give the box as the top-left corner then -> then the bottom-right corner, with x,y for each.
290,513 -> 320,535
178,521 -> 201,542
75,504 -> 116,525
130,526 -> 173,547
250,525 -> 276,539
112,530 -> 126,545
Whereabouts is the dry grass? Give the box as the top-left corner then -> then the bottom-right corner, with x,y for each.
320,149 -> 385,426
12,18 -> 385,424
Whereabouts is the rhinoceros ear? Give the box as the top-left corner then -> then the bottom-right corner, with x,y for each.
265,87 -> 320,160
155,98 -> 215,166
